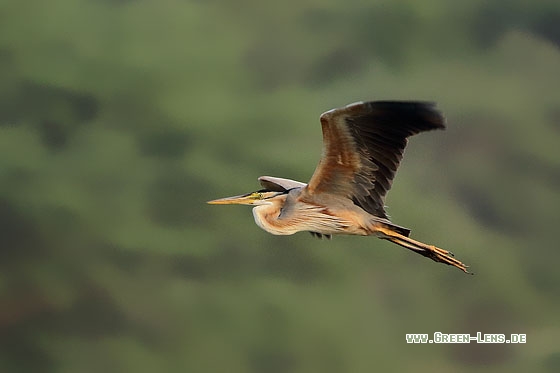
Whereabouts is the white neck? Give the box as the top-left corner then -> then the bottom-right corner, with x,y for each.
252,203 -> 298,235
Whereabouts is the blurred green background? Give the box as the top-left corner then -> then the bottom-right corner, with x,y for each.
1,0 -> 559,372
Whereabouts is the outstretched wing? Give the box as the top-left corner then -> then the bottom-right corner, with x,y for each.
304,101 -> 445,218
258,176 -> 307,192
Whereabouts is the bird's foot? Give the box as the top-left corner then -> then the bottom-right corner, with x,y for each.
426,245 -> 472,274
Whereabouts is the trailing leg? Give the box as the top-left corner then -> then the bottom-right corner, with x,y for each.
375,226 -> 471,274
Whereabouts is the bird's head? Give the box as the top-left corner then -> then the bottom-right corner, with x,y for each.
207,190 -> 285,206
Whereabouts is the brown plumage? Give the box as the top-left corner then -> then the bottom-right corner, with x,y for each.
208,101 -> 470,273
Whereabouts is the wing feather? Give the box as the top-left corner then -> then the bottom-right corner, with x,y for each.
258,176 -> 307,192
304,101 -> 445,218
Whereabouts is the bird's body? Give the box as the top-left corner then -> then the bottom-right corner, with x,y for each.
250,183 -> 404,237
208,101 -> 470,273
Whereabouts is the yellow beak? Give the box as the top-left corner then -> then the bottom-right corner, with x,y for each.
207,194 -> 255,205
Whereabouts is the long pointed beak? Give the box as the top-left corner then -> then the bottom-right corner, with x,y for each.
207,194 -> 254,205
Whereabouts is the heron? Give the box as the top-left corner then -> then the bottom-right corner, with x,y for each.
208,101 -> 470,273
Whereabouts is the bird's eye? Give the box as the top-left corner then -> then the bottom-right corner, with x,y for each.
251,192 -> 262,199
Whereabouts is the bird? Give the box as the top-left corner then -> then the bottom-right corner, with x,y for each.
208,101 -> 470,273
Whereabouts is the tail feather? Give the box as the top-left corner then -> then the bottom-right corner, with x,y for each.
370,216 -> 411,237
383,222 -> 411,237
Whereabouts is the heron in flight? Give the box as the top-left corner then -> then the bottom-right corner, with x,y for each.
208,101 -> 470,273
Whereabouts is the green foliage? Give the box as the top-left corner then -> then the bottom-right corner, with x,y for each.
1,0 -> 559,372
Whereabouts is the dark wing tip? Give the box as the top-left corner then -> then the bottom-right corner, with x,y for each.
363,101 -> 446,131
320,100 -> 446,133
